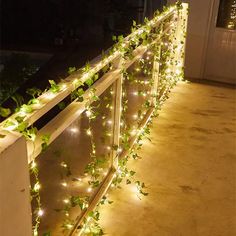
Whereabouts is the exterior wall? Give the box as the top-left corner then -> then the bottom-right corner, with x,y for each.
168,0 -> 214,79
0,135 -> 32,236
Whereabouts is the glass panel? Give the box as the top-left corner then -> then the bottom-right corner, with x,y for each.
31,83 -> 115,235
120,51 -> 154,150
217,0 -> 236,30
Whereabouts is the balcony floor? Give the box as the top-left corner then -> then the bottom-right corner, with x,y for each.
98,81 -> 236,236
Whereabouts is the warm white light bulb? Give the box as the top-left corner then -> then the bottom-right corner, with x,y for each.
38,209 -> 44,217
63,199 -> 69,204
85,110 -> 92,117
61,182 -> 67,187
86,129 -> 92,136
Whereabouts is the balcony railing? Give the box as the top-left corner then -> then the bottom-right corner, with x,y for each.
0,2 -> 188,236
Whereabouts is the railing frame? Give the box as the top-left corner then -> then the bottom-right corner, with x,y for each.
0,3 -> 188,236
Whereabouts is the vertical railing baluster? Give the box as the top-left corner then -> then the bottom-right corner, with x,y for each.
111,59 -> 123,170
151,23 -> 163,107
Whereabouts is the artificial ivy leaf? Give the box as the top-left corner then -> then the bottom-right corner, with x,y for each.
0,107 -> 11,117
58,102 -> 66,110
85,78 -> 93,87
130,170 -> 136,176
26,87 -> 42,98
43,232 -> 51,236
41,134 -> 50,152
0,134 -> 6,138
126,179 -> 131,185
49,80 -> 60,93
68,66 -> 76,75
20,104 -> 33,113
16,121 -> 28,132
28,98 -> 40,105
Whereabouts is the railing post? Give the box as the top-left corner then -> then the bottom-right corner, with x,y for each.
172,3 -> 189,80
151,24 -> 163,107
0,133 -> 32,236
111,61 -> 123,170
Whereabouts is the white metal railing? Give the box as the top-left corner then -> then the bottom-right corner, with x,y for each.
0,3 -> 188,236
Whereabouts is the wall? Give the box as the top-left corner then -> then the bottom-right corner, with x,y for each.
168,0 -> 214,79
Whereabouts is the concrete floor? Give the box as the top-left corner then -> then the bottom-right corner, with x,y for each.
98,81 -> 236,236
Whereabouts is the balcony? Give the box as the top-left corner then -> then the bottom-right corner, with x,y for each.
0,2 -> 235,236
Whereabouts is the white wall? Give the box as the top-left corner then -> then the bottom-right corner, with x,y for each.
168,0 -> 214,79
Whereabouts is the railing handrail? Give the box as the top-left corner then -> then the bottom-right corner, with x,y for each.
0,6 -> 177,142
0,3 -> 189,235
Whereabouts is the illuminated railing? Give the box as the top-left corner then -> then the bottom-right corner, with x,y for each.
0,3 -> 188,236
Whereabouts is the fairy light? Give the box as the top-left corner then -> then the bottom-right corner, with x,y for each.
107,120 -> 112,125
37,209 -> 44,217
87,187 -> 92,193
61,182 -> 67,187
131,129 -> 137,136
85,110 -> 92,117
34,182 -> 41,191
133,91 -> 138,96
86,129 -> 92,136
63,199 -> 70,204
60,162 -> 67,168
31,161 -> 37,169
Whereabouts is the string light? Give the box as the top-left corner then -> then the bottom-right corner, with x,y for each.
63,199 -> 69,204
37,209 -> 44,217
87,187 -> 92,193
86,129 -> 92,136
61,182 -> 67,187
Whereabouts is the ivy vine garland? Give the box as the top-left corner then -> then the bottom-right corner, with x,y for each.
0,2 -> 188,235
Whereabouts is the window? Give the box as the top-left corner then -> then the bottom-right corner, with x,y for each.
216,0 -> 236,30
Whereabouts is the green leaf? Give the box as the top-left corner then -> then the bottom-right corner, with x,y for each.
26,87 -> 42,98
43,232 -> 51,236
0,134 -> 6,138
68,66 -> 76,75
49,80 -> 60,93
41,134 -> 50,152
85,78 -> 93,87
20,104 -> 33,113
0,107 -> 11,117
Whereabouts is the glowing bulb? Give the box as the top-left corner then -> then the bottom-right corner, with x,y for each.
66,224 -> 73,229
38,209 -> 44,217
85,110 -> 92,117
87,187 -> 92,193
107,120 -> 112,125
61,162 -> 67,168
133,91 -> 138,96
86,129 -> 92,136
107,146 -> 111,151
69,127 -> 78,134
61,182 -> 67,187
44,92 -> 56,100
131,129 -> 137,136
34,183 -> 41,191
61,84 -> 67,90
63,199 -> 69,204
31,161 -> 37,168
133,114 -> 138,119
